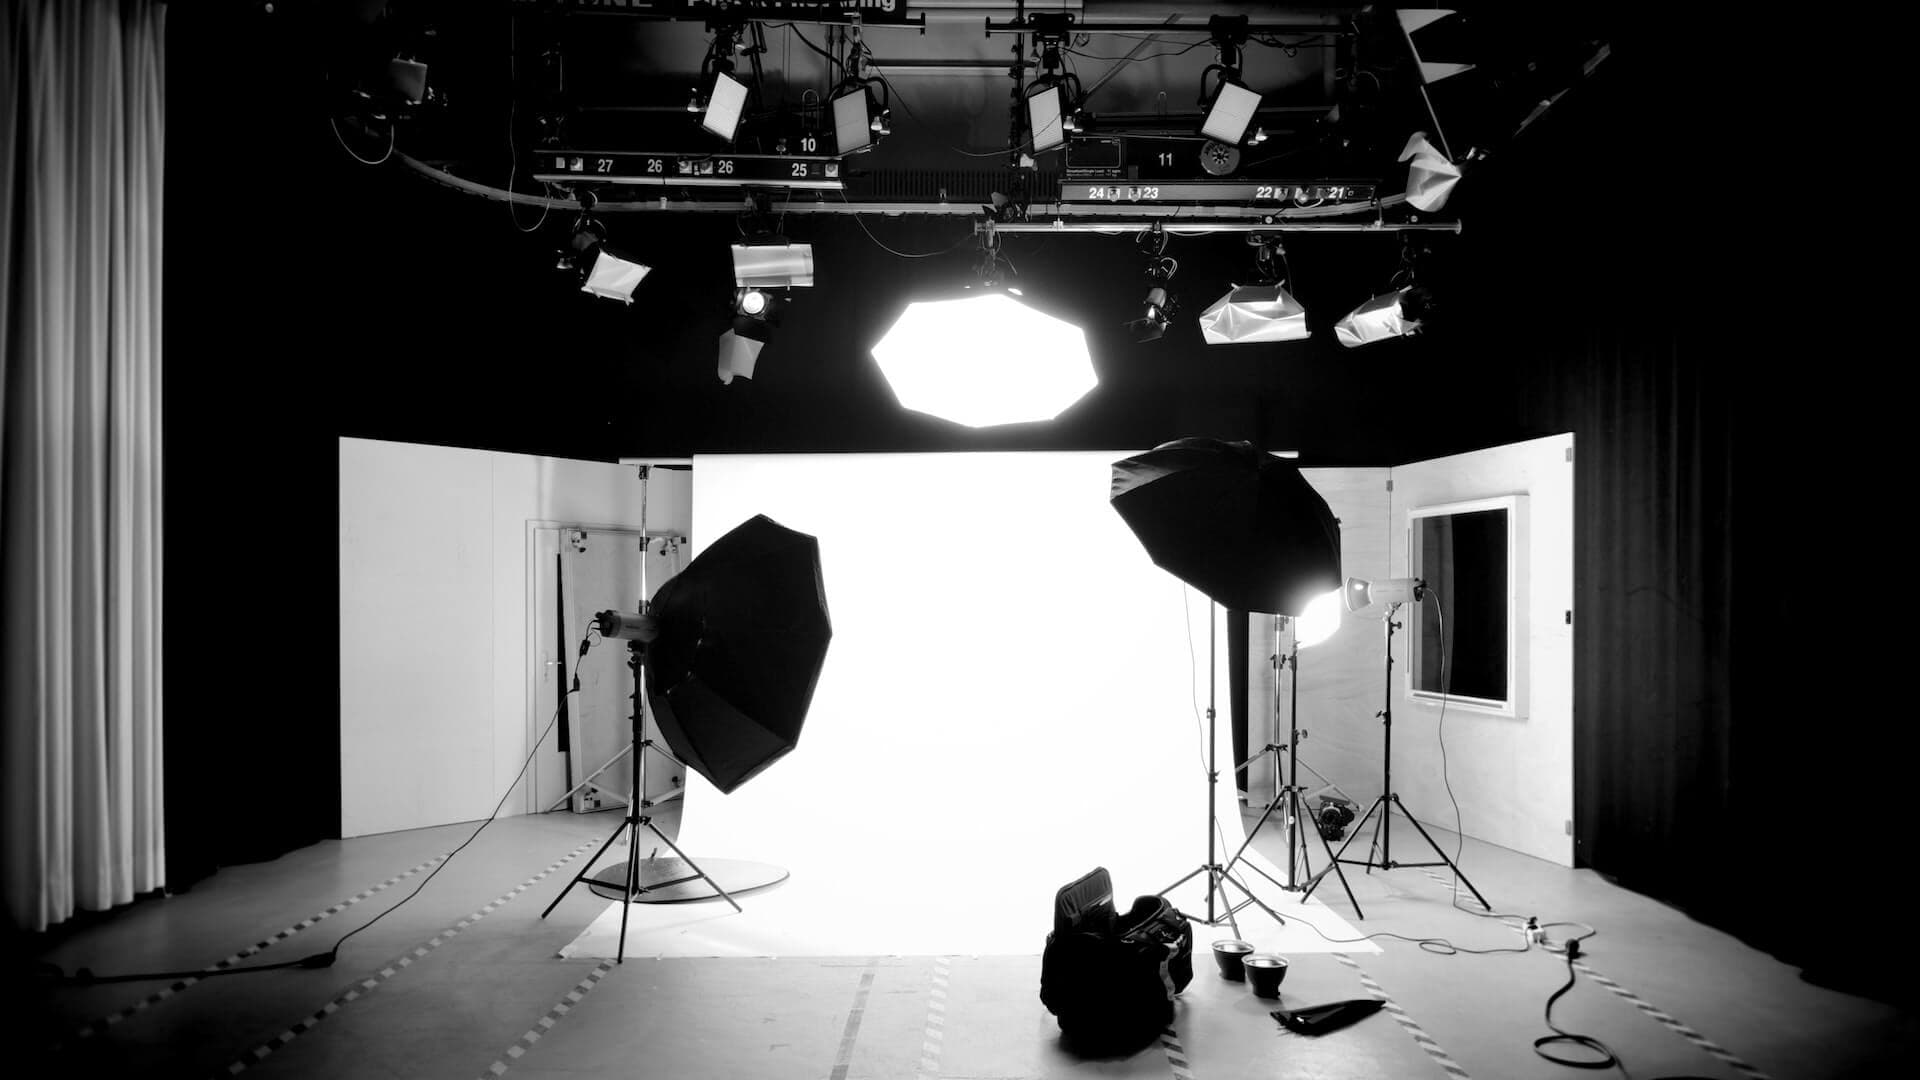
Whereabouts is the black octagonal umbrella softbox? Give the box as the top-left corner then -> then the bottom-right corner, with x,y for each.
645,513 -> 832,794
1110,437 -> 1340,616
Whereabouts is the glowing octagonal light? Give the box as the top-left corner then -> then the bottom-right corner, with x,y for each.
870,292 -> 1096,428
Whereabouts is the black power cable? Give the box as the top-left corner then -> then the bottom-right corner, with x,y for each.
54,630 -> 603,986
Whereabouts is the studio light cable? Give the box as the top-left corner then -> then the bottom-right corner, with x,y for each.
48,630 -> 605,986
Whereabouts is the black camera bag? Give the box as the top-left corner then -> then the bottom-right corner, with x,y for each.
1039,867 -> 1194,1050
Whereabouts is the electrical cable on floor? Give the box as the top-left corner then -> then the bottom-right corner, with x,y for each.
1534,937 -> 1627,1074
52,630 -> 603,986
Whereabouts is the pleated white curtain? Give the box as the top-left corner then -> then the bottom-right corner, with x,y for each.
1,0 -> 166,933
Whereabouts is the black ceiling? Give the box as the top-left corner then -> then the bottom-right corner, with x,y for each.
166,2 -> 1711,468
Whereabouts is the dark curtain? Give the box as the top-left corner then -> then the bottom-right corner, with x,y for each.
1563,332 -> 1735,912
161,3 -> 341,888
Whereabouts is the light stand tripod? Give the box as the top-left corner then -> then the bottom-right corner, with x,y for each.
1225,621 -> 1359,914
1156,604 -> 1290,937
541,639 -> 741,962
1305,603 -> 1490,912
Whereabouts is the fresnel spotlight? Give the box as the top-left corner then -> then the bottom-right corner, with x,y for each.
556,191 -> 650,304
718,205 -> 814,385
1125,223 -> 1179,344
719,286 -> 783,385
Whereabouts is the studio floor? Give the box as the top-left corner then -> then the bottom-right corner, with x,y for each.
19,804 -> 1914,1080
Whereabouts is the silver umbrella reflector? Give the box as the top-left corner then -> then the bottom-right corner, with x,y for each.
1198,283 -> 1310,345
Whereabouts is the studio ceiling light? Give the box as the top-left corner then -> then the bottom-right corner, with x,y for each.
1198,16 -> 1260,147
1125,224 -> 1179,344
702,69 -> 748,141
1201,79 -> 1262,146
731,242 -> 814,288
1199,238 -> 1307,345
718,287 -> 783,385
871,292 -> 1095,428
1336,237 -> 1433,347
558,192 -> 650,304
1334,286 -> 1432,348
582,249 -> 651,303
831,81 -> 889,155
1200,284 -> 1306,344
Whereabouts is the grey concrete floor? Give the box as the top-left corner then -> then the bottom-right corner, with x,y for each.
19,802 -> 1916,1079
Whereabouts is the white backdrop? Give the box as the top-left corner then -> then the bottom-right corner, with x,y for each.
562,451 -> 1370,957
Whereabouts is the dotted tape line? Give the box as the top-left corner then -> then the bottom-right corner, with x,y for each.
58,853 -> 447,1047
915,956 -> 952,1080
1332,951 -> 1472,1079
827,966 -> 878,1080
1159,1026 -> 1195,1080
220,839 -> 596,1077
1573,960 -> 1773,1080
477,960 -> 616,1079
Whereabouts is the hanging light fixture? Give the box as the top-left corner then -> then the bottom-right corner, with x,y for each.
694,23 -> 752,142
1124,223 -> 1179,344
556,191 -> 650,304
1335,237 -> 1434,348
1198,16 -> 1261,146
1199,237 -> 1309,345
869,227 -> 1095,427
831,27 -> 891,155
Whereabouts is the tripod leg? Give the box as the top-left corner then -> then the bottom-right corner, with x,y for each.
542,815 -> 633,919
616,833 -> 639,963
1217,869 -> 1285,929
1156,865 -> 1208,901
643,820 -> 744,914
1305,795 -> 1365,919
1391,796 -> 1492,911
1324,795 -> 1388,875
1224,776 -> 1288,878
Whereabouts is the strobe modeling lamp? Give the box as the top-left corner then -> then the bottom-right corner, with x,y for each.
1342,576 -> 1427,613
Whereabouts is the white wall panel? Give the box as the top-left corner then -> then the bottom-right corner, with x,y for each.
339,439 -> 686,837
